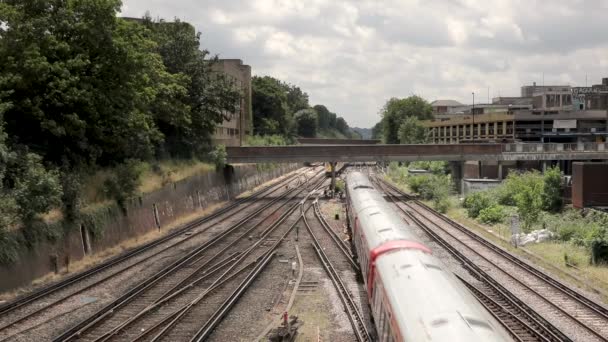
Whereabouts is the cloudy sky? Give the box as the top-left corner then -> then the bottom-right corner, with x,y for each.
121,0 -> 608,128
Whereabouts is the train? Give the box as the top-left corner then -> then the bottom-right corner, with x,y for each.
345,171 -> 512,342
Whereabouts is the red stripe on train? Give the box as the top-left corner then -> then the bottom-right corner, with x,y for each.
367,240 -> 432,296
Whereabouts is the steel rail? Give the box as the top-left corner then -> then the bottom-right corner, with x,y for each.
303,205 -> 370,342
167,177 -> 327,342
373,177 -> 568,342
52,170 -> 324,342
456,274 -> 553,342
383,178 -> 608,321
0,166 -> 310,325
92,175 -> 327,342
312,200 -> 358,271
379,178 -> 608,341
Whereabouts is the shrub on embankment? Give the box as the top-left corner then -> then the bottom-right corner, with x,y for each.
462,167 -> 608,264
386,161 -> 453,213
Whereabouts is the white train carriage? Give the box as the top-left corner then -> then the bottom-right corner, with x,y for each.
345,172 -> 512,342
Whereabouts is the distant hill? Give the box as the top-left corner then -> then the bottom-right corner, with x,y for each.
352,127 -> 372,140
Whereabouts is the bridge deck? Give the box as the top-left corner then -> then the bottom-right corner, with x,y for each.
227,143 -> 608,163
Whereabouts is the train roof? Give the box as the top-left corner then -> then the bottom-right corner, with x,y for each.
346,172 -> 419,250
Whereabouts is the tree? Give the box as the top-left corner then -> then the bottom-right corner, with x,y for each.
380,96 -> 433,144
294,109 -> 318,137
314,105 -> 332,130
542,166 -> 563,212
0,0 -> 187,166
282,84 -> 309,113
335,117 -> 350,135
143,18 -> 240,158
371,122 -> 383,140
398,116 -> 428,144
252,76 -> 291,136
513,173 -> 544,231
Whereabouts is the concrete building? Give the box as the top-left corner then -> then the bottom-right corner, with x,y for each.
572,78 -> 608,111
521,82 -> 571,97
431,100 -> 463,114
425,112 -> 515,144
211,59 -> 252,146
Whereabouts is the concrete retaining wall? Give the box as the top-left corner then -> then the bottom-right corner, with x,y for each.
0,163 -> 299,292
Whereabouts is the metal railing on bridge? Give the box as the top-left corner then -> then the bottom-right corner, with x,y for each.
503,142 -> 607,153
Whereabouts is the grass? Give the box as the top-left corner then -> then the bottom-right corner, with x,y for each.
443,198 -> 608,302
138,160 -> 214,194
81,159 -> 214,205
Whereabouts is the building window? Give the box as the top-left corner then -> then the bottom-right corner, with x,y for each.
562,94 -> 572,106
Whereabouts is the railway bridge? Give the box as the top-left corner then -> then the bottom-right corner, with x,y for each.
227,142 -> 608,192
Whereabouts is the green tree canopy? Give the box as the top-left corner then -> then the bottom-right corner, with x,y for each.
142,18 -> 240,158
294,109 -> 318,137
252,76 -> 291,136
380,96 -> 433,144
399,116 -> 428,144
0,0 -> 174,165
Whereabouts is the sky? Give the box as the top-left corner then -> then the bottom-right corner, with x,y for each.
121,0 -> 608,128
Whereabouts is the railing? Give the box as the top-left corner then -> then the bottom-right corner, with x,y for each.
503,142 -> 607,153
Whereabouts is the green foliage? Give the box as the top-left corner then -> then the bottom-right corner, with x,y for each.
335,179 -> 345,193
399,116 -> 428,144
104,160 -> 145,210
294,109 -> 318,137
209,145 -> 227,170
542,166 -> 563,212
408,161 -> 448,175
9,152 -> 63,223
511,172 -> 544,231
252,76 -> 293,136
463,191 -> 493,218
387,162 -> 409,184
380,96 -> 433,144
406,174 -> 452,211
478,204 -> 506,224
245,135 -> 291,146
314,105 -> 335,130
371,121 -> 383,140
0,228 -> 20,265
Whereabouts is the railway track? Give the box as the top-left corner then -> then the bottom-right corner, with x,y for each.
303,196 -> 371,342
52,170 -> 327,341
0,167 -> 317,341
375,175 -> 608,342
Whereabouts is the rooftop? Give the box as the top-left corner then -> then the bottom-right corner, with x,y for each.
431,99 -> 463,107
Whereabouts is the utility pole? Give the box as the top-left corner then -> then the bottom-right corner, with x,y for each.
472,92 -> 475,141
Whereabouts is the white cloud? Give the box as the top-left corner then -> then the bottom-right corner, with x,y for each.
121,0 -> 608,127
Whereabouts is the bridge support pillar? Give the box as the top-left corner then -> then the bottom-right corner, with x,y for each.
498,161 -> 503,180
330,161 -> 337,193
449,161 -> 464,194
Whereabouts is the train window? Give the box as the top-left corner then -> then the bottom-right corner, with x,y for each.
354,185 -> 373,190
431,318 -> 449,327
423,263 -> 442,271
466,318 -> 493,331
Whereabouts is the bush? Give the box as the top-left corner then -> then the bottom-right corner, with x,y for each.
407,174 -> 452,212
478,204 -> 506,224
245,134 -> 291,146
434,196 -> 450,213
463,191 -> 493,218
334,179 -> 345,193
542,166 -> 563,212
104,159 -> 145,210
209,144 -> 227,170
